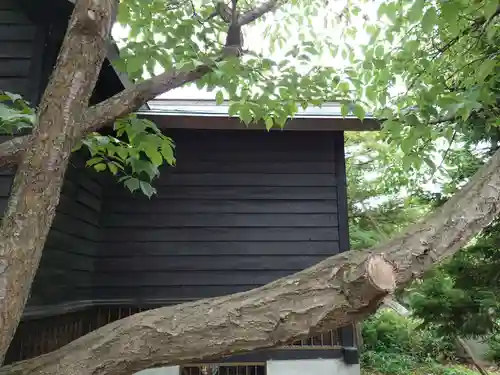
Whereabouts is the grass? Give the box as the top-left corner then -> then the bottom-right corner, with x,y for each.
360,350 -> 498,375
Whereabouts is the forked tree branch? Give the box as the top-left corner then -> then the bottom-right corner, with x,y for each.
0,66 -> 211,166
3,140 -> 500,375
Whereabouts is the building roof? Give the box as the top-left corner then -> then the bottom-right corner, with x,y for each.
142,99 -> 372,119
139,99 -> 379,131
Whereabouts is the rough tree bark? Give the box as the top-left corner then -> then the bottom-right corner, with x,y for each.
0,0 -> 499,373
1,139 -> 500,374
0,0 -> 117,362
0,0 -> 283,366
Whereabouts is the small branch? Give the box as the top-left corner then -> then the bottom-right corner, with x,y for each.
429,6 -> 499,60
429,128 -> 457,181
482,6 -> 500,31
427,115 -> 458,125
446,52 -> 499,83
237,0 -> 280,26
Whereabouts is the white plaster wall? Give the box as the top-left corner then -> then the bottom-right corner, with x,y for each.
134,366 -> 180,375
267,358 -> 360,375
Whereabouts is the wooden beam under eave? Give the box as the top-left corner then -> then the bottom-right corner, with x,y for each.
140,114 -> 381,132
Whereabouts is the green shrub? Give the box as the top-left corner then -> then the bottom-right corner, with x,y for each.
361,350 -> 417,375
362,309 -> 412,354
361,351 -> 477,375
486,333 -> 500,363
361,309 -> 456,362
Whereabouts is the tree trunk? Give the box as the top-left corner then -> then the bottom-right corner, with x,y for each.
0,0 -> 116,363
1,141 -> 500,374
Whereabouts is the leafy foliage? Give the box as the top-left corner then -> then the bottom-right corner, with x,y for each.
112,0 -> 377,129
354,0 -> 500,173
0,91 -> 36,134
407,220 -> 500,338
0,91 -> 174,196
362,309 -> 456,361
74,115 -> 175,198
486,334 -> 500,363
361,351 -> 478,375
345,0 -> 500,348
345,131 -> 432,249
360,310 -> 470,375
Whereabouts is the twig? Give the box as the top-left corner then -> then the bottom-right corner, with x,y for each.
238,0 -> 280,26
429,127 -> 457,181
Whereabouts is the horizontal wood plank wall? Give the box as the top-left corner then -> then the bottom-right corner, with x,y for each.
0,153 -> 103,307
0,0 -> 38,100
97,129 -> 340,302
27,154 -> 103,306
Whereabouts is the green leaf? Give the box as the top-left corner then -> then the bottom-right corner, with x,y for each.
400,137 -> 412,154
338,82 -> 350,94
215,90 -> 224,105
352,104 -> 366,121
160,144 -> 176,165
477,59 -> 497,82
228,102 -> 240,117
86,157 -> 103,167
239,106 -> 253,125
108,163 -> 119,175
265,117 -> 274,130
1,91 -> 23,102
341,103 -> 350,118
407,0 -> 425,23
421,7 -> 437,33
145,146 -> 163,166
124,177 -> 141,193
94,163 -> 107,172
483,0 -> 499,19
139,181 -> 157,198
125,55 -> 144,75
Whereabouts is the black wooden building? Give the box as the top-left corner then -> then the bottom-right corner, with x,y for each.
0,0 -> 378,373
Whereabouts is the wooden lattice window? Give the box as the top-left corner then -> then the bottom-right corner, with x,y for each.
181,364 -> 266,375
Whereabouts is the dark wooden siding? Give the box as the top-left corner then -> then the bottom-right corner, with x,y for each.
27,154 -> 104,306
96,129 -> 342,303
0,0 -> 38,100
0,137 -> 15,214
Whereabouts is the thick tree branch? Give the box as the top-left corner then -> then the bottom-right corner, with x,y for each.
0,0 -> 116,363
1,255 -> 395,375
238,0 -> 280,26
82,65 -> 211,132
3,144 -> 500,374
